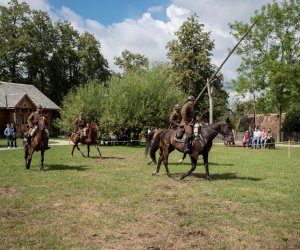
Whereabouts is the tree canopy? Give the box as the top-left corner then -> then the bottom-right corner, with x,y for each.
166,14 -> 229,121
229,0 -> 300,140
0,0 -> 110,105
60,64 -> 186,134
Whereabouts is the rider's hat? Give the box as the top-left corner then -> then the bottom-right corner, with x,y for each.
188,95 -> 195,101
36,104 -> 43,109
174,104 -> 180,110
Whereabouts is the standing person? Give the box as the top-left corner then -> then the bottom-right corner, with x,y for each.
11,123 -> 17,148
247,126 -> 253,148
74,112 -> 87,142
180,96 -> 195,153
169,104 -> 182,129
4,123 -> 13,148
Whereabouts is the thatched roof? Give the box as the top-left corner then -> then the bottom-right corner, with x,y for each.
0,81 -> 60,110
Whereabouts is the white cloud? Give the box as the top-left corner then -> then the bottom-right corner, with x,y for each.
148,5 -> 164,13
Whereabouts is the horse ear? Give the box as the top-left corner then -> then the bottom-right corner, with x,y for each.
225,117 -> 230,123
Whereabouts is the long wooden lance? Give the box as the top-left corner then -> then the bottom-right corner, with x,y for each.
195,19 -> 257,103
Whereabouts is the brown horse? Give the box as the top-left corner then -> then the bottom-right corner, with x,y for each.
24,115 -> 49,170
66,121 -> 103,158
151,118 -> 233,180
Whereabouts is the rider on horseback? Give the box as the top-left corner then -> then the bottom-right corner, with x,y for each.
74,112 -> 87,143
26,104 -> 50,148
169,104 -> 182,129
180,96 -> 195,153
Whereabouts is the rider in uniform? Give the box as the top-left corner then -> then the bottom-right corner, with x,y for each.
26,104 -> 50,148
169,104 -> 182,129
180,96 -> 195,153
74,112 -> 87,142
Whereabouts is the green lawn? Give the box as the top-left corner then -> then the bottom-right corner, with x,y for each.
0,144 -> 299,249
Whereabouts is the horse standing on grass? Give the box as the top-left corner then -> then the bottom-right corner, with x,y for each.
149,118 -> 233,180
66,121 -> 103,158
24,115 -> 50,170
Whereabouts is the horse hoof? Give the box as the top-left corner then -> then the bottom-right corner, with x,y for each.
180,175 -> 186,180
152,171 -> 157,176
167,174 -> 172,178
206,176 -> 211,181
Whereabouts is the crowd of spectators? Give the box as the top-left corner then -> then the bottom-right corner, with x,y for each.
242,126 -> 275,149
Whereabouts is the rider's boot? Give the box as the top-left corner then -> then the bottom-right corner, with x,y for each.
184,137 -> 191,154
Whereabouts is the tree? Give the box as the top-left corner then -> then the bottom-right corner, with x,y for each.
229,0 -> 300,141
114,49 -> 149,73
59,64 -> 186,134
24,10 -> 56,93
0,0 -> 111,106
0,0 -> 30,82
78,32 -> 110,83
166,14 -> 228,120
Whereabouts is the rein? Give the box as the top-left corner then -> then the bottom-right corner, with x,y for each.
201,122 -> 232,137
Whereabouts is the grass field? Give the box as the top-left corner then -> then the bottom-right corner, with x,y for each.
0,143 -> 299,249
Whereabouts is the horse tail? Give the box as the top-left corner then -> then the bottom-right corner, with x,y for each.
149,130 -> 164,164
145,130 -> 155,157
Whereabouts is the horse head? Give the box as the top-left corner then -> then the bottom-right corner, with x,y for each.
219,117 -> 233,137
89,121 -> 99,138
38,115 -> 48,131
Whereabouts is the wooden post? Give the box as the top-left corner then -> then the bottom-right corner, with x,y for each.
207,79 -> 213,124
288,140 -> 291,158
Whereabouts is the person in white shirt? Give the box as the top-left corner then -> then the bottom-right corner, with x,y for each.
252,126 -> 261,149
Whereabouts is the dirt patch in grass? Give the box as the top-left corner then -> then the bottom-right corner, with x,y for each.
0,184 -> 18,198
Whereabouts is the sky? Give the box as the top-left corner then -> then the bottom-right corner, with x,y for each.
1,0 -> 277,84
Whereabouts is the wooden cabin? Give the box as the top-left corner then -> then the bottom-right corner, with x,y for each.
0,81 -> 60,136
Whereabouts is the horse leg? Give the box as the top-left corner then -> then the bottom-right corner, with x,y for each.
26,150 -> 34,170
162,147 -> 173,178
76,144 -> 85,157
152,153 -> 163,176
40,150 -> 45,171
87,144 -> 90,157
177,152 -> 187,164
180,154 -> 197,180
71,144 -> 76,156
95,144 -> 103,159
24,148 -> 29,169
203,152 -> 210,180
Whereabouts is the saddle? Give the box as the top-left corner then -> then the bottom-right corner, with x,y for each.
174,124 -> 202,143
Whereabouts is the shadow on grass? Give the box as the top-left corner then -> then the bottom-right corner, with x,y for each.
45,164 -> 89,171
87,155 -> 125,160
170,172 -> 262,181
168,161 -> 234,167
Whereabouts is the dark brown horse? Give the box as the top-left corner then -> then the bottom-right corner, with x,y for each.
150,118 -> 233,180
24,115 -> 49,170
66,121 -> 103,158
